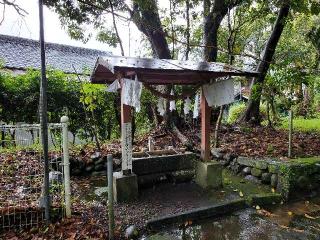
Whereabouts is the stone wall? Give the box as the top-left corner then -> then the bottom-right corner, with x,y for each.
69,151 -> 197,187
212,148 -> 320,200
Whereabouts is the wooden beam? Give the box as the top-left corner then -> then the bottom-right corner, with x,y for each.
201,89 -> 211,161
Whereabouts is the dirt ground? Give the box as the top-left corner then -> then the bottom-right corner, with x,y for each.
69,125 -> 320,168
1,170 -> 274,240
1,125 -> 320,239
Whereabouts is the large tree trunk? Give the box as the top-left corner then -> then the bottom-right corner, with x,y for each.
131,0 -> 172,127
203,1 -> 240,149
241,4 -> 290,125
203,0 -> 229,62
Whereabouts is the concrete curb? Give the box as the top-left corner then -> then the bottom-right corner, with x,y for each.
146,199 -> 247,230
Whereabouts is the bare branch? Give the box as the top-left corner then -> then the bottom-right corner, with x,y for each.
0,0 -> 28,26
108,0 -> 124,56
0,2 -> 5,25
1,0 -> 28,17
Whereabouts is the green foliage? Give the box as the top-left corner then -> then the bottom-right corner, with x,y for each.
135,88 -> 157,135
96,28 -> 118,47
227,102 -> 246,124
280,117 -> 320,133
0,66 -> 164,143
227,102 -> 268,124
0,68 -> 122,143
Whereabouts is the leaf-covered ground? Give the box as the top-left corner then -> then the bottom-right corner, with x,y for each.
216,126 -> 320,158
144,125 -> 320,159
70,125 -> 320,166
1,125 -> 320,239
1,179 -> 219,239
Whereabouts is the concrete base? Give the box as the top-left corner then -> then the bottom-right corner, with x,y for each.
195,161 -> 222,189
113,172 -> 138,203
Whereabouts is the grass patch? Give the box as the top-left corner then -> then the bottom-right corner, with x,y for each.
289,157 -> 320,165
280,118 -> 320,133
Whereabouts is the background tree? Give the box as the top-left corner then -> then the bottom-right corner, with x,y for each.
240,0 -> 320,125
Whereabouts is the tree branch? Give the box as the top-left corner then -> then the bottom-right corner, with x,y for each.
108,0 -> 124,56
1,0 -> 28,16
0,0 -> 28,25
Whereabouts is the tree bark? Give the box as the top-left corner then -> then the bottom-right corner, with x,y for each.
241,3 -> 290,125
204,1 -> 240,149
131,1 -> 172,127
203,0 -> 229,62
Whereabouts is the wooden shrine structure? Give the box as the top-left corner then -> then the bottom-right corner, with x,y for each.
90,56 -> 259,201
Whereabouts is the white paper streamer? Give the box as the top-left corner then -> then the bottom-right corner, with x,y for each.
193,93 -> 200,119
184,97 -> 191,115
133,75 -> 142,112
202,79 -> 234,107
169,89 -> 176,111
106,80 -> 120,93
121,76 -> 142,112
157,98 -> 165,116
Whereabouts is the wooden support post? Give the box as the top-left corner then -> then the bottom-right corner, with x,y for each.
201,89 -> 211,161
121,79 -> 133,175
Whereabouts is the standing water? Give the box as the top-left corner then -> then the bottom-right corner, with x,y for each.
142,197 -> 320,240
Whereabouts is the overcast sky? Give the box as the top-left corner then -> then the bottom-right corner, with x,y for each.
0,0 -> 142,56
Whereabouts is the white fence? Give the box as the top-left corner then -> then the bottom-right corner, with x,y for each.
0,119 -> 71,229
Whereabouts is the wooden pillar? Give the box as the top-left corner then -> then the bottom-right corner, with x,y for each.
121,79 -> 133,175
201,89 -> 211,161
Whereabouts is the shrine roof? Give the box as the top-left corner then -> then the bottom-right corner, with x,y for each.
90,56 -> 259,85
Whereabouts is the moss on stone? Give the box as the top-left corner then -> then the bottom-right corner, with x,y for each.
222,170 -> 271,196
289,157 -> 320,165
277,157 -> 320,200
246,193 -> 282,207
268,164 -> 280,173
251,168 -> 263,177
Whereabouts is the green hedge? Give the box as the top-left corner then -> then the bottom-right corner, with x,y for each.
227,102 -> 268,124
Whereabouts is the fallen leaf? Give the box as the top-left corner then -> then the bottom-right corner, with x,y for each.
304,213 -> 317,220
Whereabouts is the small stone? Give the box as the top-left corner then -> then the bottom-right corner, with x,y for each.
271,174 -> 278,187
72,169 -> 82,176
231,163 -> 241,174
220,160 -> 229,166
245,175 -> 261,184
251,168 -> 263,177
16,186 -> 28,196
49,171 -> 63,184
94,164 -> 105,171
91,171 -> 105,176
255,161 -> 268,170
94,187 -> 108,197
242,167 -> 252,175
85,165 -> 94,172
268,164 -> 279,173
90,152 -> 101,161
297,176 -> 310,189
237,157 -> 255,167
125,225 -> 138,239
95,157 -> 105,165
223,153 -> 237,162
211,148 -> 225,159
261,172 -> 272,184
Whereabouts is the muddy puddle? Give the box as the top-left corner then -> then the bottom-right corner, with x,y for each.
142,197 -> 320,240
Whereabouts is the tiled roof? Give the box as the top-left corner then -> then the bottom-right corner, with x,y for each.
0,34 -> 111,74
